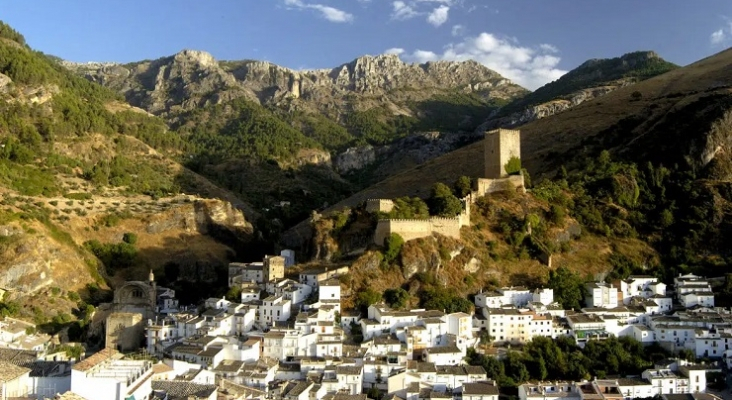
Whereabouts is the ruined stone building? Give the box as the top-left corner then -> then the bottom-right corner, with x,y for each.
104,270 -> 157,352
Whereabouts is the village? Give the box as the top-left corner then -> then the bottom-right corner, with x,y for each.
0,253 -> 730,400
0,130 -> 728,400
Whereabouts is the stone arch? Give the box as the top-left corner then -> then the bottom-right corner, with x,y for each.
113,282 -> 153,306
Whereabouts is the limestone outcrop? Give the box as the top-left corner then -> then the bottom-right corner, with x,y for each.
65,52 -> 527,118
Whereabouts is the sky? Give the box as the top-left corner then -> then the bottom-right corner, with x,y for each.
2,0 -> 732,90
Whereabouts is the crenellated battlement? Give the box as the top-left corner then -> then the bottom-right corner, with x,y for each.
373,204 -> 470,245
370,129 -> 521,245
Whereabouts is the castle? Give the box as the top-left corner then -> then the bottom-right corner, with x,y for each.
371,129 -> 525,245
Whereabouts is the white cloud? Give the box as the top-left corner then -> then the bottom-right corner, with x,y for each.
395,32 -> 567,90
408,50 -> 440,63
451,24 -> 466,37
391,0 -> 457,25
427,5 -> 450,27
710,19 -> 732,45
392,1 -> 419,20
539,43 -> 558,53
711,29 -> 727,45
284,0 -> 353,23
385,47 -> 405,55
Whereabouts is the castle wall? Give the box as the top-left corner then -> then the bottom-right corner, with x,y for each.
476,174 -> 526,196
374,219 -> 433,245
373,211 -> 468,245
428,218 -> 462,239
366,199 -> 395,213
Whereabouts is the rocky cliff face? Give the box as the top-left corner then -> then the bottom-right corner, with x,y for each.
0,222 -> 96,297
480,51 -> 678,129
481,83 -> 633,129
334,130 -> 481,175
66,52 -> 527,119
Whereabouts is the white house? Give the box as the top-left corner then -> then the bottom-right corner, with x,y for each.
585,282 -> 619,309
532,289 -> 554,306
70,349 -> 153,400
519,381 -> 579,400
620,275 -> 664,303
422,345 -> 462,365
680,292 -> 715,308
463,382 -> 500,400
263,330 -> 299,361
335,365 -> 363,394
258,295 -> 292,328
0,362 -> 30,399
319,279 -> 341,302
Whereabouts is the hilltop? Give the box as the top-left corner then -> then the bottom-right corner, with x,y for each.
286,47 -> 732,281
0,22 -> 262,327
481,51 -> 679,129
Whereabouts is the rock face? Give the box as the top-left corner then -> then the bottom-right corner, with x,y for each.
334,130 -> 480,175
0,73 -> 11,93
0,223 -> 96,296
482,84 -> 633,129
480,51 -> 677,129
65,52 -> 527,118
144,199 -> 252,238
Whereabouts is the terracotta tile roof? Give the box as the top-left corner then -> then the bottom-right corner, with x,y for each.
0,361 -> 30,382
71,348 -> 120,372
152,363 -> 174,374
151,380 -> 217,399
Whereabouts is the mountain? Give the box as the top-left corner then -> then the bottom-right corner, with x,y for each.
290,47 -> 732,279
65,50 -> 529,227
66,51 -> 526,120
481,51 -> 678,129
0,22 -> 263,327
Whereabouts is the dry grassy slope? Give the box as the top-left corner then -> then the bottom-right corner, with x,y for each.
319,48 -> 732,212
0,128 -> 255,298
336,191 -> 658,309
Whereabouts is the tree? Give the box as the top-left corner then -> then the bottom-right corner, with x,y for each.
504,156 -> 521,175
355,288 -> 382,313
428,183 -> 463,217
419,287 -> 473,314
383,233 -> 404,263
548,266 -> 585,310
383,288 -> 410,309
453,176 -> 473,198
226,286 -> 242,302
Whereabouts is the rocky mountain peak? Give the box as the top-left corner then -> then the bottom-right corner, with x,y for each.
66,50 -> 528,116
173,49 -> 218,69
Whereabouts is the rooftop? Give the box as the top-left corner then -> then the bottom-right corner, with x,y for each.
0,361 -> 30,382
151,380 -> 218,399
72,348 -> 120,372
463,382 -> 500,396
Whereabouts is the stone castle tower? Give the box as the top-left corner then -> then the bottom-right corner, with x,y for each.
264,255 -> 285,283
484,128 -> 521,179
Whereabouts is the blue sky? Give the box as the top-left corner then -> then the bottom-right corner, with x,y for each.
2,0 -> 731,90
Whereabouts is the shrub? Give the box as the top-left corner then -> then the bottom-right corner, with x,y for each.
504,156 -> 521,175
383,233 -> 404,263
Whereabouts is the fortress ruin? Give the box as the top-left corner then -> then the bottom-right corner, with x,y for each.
371,128 -> 525,245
